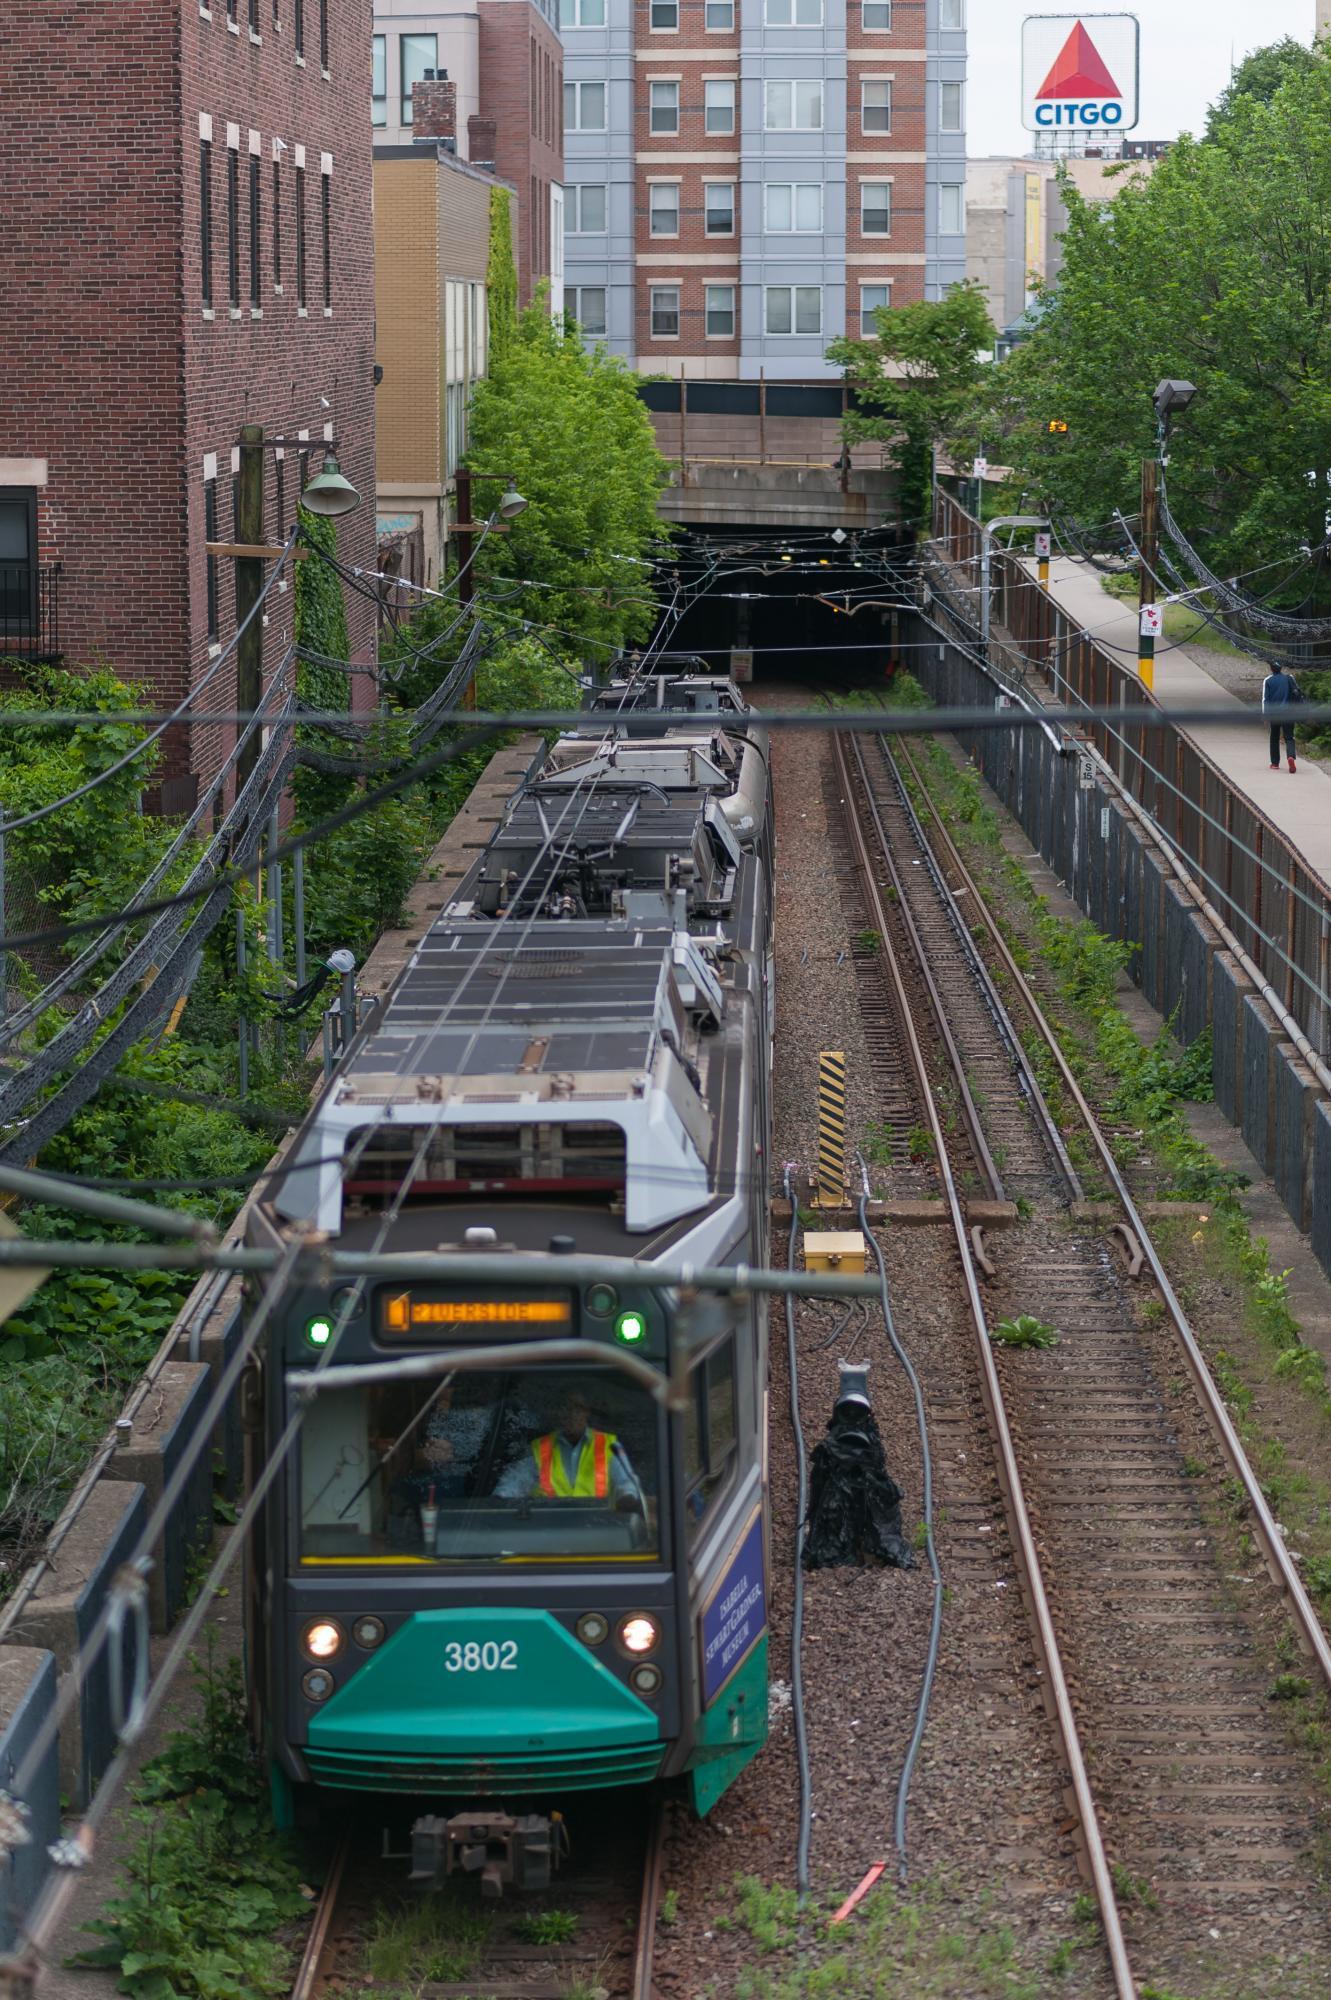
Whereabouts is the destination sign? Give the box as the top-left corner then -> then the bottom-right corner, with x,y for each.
376,1289 -> 573,1341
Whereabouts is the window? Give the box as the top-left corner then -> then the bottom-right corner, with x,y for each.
649,80 -> 679,133
649,183 -> 679,235
650,285 -> 680,336
683,1341 -> 737,1536
939,0 -> 963,23
569,184 -> 607,231
272,159 -> 282,285
704,79 -> 735,133
401,33 -> 437,123
276,455 -> 286,536
226,147 -> 240,307
940,79 -> 962,130
765,284 -> 821,334
372,34 -> 386,124
226,0 -> 236,18
295,164 -> 306,306
294,0 -> 303,56
319,0 -> 327,68
559,0 -> 605,23
565,80 -> 606,128
299,1368 -> 663,1565
765,181 -> 821,231
248,0 -> 258,31
650,0 -> 678,25
204,479 -> 219,643
705,0 -> 733,22
940,182 -> 964,233
249,156 -> 261,306
860,180 -> 891,233
0,489 -> 37,638
765,0 -> 822,21
200,140 -> 213,307
705,283 -> 735,337
764,79 -> 821,128
862,0 -> 890,24
860,281 -> 890,333
571,285 -> 607,334
704,182 -> 734,234
321,172 -> 331,307
862,79 -> 892,132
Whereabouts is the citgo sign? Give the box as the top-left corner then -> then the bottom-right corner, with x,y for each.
1021,13 -> 1140,133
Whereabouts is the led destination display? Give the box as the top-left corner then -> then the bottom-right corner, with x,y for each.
377,1290 -> 574,1340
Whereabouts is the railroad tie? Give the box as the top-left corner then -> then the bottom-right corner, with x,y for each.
816,1049 -> 848,1209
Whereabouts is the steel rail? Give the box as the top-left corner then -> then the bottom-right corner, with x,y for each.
631,1798 -> 667,1999
892,733 -> 1331,1692
289,1834 -> 349,2000
830,727 -> 1139,1998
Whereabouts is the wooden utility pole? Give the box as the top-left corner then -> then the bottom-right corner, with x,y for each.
1138,454 -> 1160,692
235,423 -> 266,785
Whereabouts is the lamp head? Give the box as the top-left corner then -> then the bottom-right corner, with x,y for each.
302,452 -> 361,518
497,481 -> 529,521
1152,379 -> 1197,425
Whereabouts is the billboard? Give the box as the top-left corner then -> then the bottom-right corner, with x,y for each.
1021,14 -> 1140,134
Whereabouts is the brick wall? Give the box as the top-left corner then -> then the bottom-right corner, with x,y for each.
374,157 -> 444,489
476,0 -> 563,304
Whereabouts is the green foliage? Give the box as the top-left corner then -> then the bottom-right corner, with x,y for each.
514,1909 -> 579,1944
75,1652 -> 307,2000
990,1314 -> 1058,1350
465,303 -> 671,649
1207,36 -> 1320,135
293,506 -> 354,820
826,283 -> 995,527
960,50 -> 1331,600
1271,1672 -> 1313,1702
363,1895 -> 487,1984
487,186 -> 518,359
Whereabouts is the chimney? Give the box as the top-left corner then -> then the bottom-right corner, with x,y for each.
468,114 -> 498,171
412,72 -> 457,151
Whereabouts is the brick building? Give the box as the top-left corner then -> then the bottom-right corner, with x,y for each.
562,0 -> 967,378
373,0 -> 565,309
375,129 -> 515,585
0,0 -> 377,806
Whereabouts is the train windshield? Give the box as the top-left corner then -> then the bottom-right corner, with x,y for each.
297,1368 -> 662,1565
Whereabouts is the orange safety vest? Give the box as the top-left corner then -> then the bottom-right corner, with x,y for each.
532,1429 -> 616,1497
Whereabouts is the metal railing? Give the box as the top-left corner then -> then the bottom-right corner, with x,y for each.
0,561 -> 60,662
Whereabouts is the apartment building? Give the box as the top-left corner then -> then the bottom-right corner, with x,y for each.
0,0 -> 377,806
560,0 -> 966,378
373,0 -> 565,307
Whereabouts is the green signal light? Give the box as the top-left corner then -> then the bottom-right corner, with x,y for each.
614,1309 -> 647,1346
306,1316 -> 335,1349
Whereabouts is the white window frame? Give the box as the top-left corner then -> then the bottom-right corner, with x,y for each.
939,0 -> 963,25
705,0 -> 734,24
649,79 -> 681,133
939,182 -> 964,234
565,79 -> 607,129
860,180 -> 892,235
764,78 -> 822,130
861,77 -> 892,134
650,285 -> 681,337
705,283 -> 735,337
371,34 -> 387,126
860,282 -> 891,334
764,0 -> 822,22
861,0 -> 890,26
704,78 -> 736,133
559,0 -> 605,24
764,284 -> 821,335
704,180 -> 735,235
764,181 -> 822,232
940,79 -> 963,131
649,181 -> 681,236
569,184 -> 607,233
572,285 -> 607,335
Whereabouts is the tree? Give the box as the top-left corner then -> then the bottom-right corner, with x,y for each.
959,52 -> 1331,605
1206,36 -> 1318,137
464,303 -> 671,649
487,186 -> 518,360
826,283 -> 995,528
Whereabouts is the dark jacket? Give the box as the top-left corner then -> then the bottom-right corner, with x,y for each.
1262,671 -> 1303,710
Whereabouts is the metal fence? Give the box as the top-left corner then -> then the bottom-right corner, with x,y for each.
0,562 -> 60,663
933,487 -> 1331,1057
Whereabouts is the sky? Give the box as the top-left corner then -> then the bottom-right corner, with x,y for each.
967,0 -> 1320,157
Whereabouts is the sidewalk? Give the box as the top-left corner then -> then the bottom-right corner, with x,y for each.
1029,553 -> 1331,893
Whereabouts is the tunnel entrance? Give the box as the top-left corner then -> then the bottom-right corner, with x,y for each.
655,524 -> 914,692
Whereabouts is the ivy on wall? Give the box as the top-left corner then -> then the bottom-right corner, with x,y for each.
487,185 -> 517,360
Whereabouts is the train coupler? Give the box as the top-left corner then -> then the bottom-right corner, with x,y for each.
409,1810 -> 561,1899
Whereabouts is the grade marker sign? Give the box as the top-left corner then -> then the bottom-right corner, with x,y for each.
1022,13 -> 1140,134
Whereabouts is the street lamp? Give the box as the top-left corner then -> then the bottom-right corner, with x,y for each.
1152,378 -> 1197,446
301,450 -> 361,518
1138,381 -> 1198,691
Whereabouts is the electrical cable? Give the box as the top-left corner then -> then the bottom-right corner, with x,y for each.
782,1164 -> 814,1900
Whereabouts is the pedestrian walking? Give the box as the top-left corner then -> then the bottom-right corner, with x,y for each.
1262,666 -> 1304,773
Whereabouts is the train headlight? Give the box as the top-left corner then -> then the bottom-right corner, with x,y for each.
352,1616 -> 385,1650
303,1619 -> 344,1661
614,1309 -> 647,1347
302,1669 -> 335,1702
576,1612 -> 609,1647
617,1613 -> 659,1656
630,1663 -> 662,1697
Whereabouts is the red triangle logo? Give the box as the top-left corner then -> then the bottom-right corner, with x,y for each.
1036,21 -> 1120,99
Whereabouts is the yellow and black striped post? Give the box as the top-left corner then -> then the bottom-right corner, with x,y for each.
816,1051 -> 848,1208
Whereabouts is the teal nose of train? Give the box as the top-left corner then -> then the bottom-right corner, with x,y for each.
304,1609 -> 665,1794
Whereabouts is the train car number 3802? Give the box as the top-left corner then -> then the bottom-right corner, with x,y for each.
444,1641 -> 520,1672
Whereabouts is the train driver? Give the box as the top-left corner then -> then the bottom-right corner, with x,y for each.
493,1389 -> 643,1509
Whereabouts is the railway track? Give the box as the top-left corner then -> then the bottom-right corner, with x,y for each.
290,1799 -> 664,2000
832,719 -> 1331,1996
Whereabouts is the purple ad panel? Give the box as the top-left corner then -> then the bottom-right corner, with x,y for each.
701,1510 -> 766,1705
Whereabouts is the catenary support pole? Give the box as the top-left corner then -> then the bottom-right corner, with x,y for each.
1138,454 -> 1160,692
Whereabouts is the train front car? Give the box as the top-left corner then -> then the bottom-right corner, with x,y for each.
247,706 -> 772,1886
